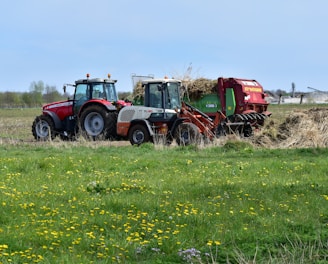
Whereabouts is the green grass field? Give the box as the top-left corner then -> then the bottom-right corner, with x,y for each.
0,105 -> 327,263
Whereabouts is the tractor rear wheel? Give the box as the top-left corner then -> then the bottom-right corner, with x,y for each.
32,115 -> 56,141
174,123 -> 201,146
80,105 -> 117,140
128,124 -> 150,145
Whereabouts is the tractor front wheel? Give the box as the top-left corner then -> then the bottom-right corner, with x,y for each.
80,105 -> 117,140
32,115 -> 56,141
174,123 -> 201,146
128,124 -> 150,145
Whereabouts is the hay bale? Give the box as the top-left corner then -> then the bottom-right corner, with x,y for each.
132,81 -> 144,98
132,78 -> 217,101
184,78 -> 217,100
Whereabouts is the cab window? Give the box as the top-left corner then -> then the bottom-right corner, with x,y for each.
75,84 -> 89,101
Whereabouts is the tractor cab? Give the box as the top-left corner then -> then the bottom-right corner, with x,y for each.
72,75 -> 118,114
62,74 -> 119,115
143,78 -> 181,110
116,78 -> 182,144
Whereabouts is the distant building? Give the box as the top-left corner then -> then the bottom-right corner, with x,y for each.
265,91 -> 328,104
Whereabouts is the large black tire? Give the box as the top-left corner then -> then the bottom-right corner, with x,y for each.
32,115 -> 56,141
128,124 -> 150,145
174,123 -> 201,146
80,105 -> 117,140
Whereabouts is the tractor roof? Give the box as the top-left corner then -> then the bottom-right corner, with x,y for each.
142,78 -> 181,85
75,78 -> 117,85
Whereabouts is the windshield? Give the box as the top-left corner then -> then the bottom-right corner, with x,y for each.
165,82 -> 181,109
91,83 -> 117,101
146,81 -> 181,109
75,84 -> 89,101
104,83 -> 117,101
148,83 -> 162,108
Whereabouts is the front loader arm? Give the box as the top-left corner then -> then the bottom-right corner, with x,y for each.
179,102 -> 219,139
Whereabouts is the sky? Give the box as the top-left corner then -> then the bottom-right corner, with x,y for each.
1,0 -> 327,94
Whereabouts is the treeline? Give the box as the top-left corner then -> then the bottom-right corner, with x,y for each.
0,81 -> 68,108
0,79 -> 133,108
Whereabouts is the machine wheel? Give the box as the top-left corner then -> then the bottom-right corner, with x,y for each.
216,123 -> 227,137
242,124 -> 253,137
128,124 -> 150,145
174,123 -> 201,146
32,115 -> 56,141
80,105 -> 116,140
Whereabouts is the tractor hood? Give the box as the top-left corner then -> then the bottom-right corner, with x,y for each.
42,100 -> 74,121
115,99 -> 132,107
43,100 -> 74,111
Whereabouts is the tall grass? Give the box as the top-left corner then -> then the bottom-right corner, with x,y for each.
1,104 -> 327,143
0,143 -> 327,263
0,108 -> 39,141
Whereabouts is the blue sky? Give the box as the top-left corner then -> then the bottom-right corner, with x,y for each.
1,0 -> 327,93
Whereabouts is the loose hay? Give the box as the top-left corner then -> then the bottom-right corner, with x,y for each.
183,78 -> 217,100
132,81 -> 144,100
131,78 -> 218,101
252,108 -> 328,148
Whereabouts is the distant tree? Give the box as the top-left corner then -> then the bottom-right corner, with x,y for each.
0,92 -> 24,107
43,85 -> 63,103
11,92 -> 22,106
0,93 -> 4,107
275,89 -> 288,96
0,81 -> 67,108
118,92 -> 132,101
0,92 -> 21,107
22,92 -> 33,107
29,81 -> 45,106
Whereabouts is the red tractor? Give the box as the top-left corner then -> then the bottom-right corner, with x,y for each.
32,74 -> 131,141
